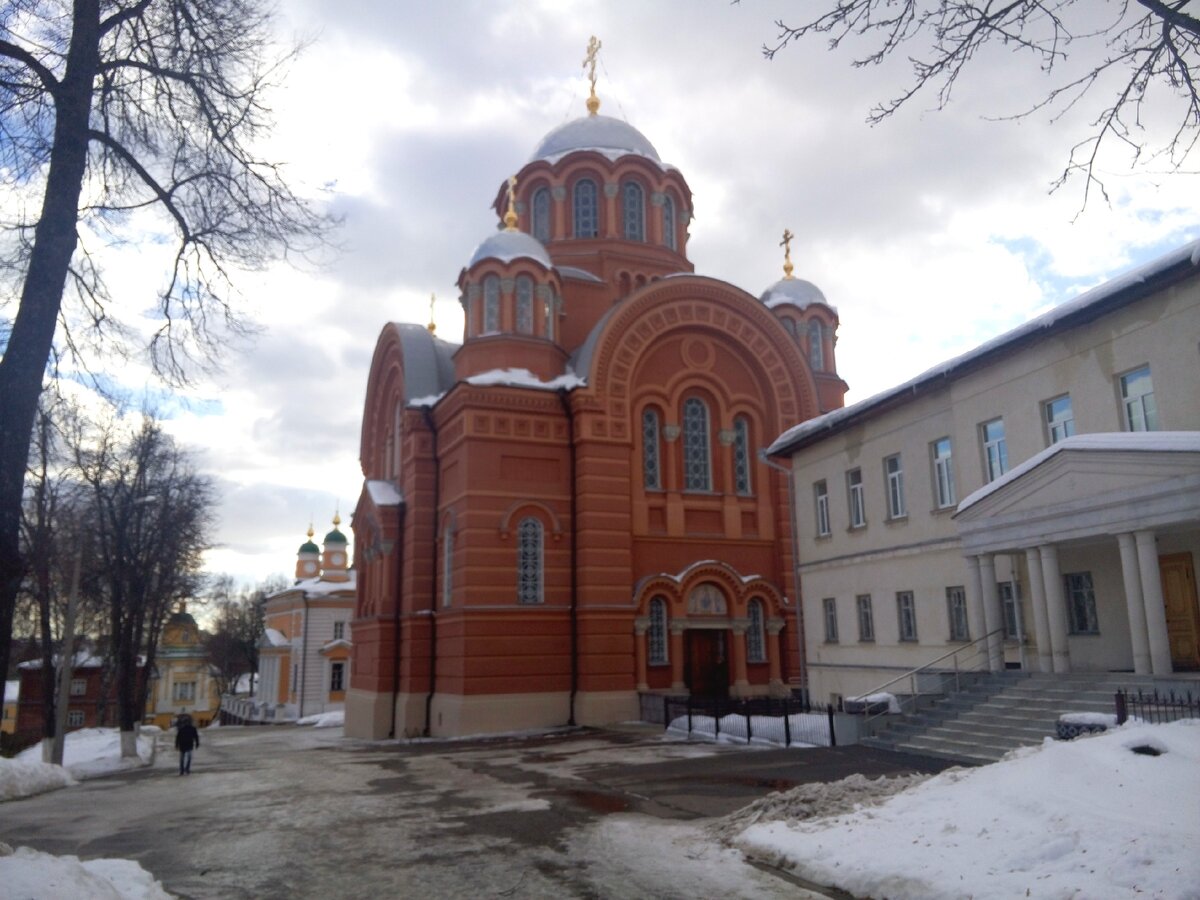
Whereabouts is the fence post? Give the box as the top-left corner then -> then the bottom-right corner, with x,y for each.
783,697 -> 792,748
744,702 -> 752,744
714,700 -> 721,740
1114,690 -> 1127,726
687,696 -> 693,736
663,696 -> 669,730
827,704 -> 836,747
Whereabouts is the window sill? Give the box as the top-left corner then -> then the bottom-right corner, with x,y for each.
930,505 -> 956,516
885,515 -> 908,526
846,524 -> 868,533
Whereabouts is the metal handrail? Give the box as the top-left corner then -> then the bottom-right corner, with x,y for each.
851,627 -> 1008,728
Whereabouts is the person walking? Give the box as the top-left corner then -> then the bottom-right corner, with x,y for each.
175,715 -> 200,775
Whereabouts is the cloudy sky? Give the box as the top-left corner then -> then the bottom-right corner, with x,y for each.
68,1 -> 1199,587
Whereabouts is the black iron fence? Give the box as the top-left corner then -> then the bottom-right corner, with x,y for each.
1115,689 -> 1200,725
660,694 -> 836,748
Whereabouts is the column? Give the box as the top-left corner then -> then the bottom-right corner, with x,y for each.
1135,530 -> 1173,675
766,621 -> 785,696
1024,548 -> 1053,673
730,622 -> 750,697
1039,544 -> 1071,673
633,619 -> 650,692
1117,533 -> 1152,675
979,554 -> 1003,671
669,623 -> 687,693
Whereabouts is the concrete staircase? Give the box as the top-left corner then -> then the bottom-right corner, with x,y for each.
860,671 -> 1192,765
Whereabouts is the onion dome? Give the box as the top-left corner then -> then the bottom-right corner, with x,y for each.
467,229 -> 553,269
298,524 -> 320,555
168,602 -> 197,627
324,512 -> 347,546
530,115 -> 661,165
760,228 -> 832,310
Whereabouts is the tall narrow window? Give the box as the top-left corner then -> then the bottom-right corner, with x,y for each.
532,187 -> 551,242
1000,581 -> 1020,639
1065,572 -> 1099,634
1044,395 -> 1075,445
333,621 -> 345,641
622,181 -> 644,241
856,594 -> 875,642
932,438 -> 956,508
884,454 -> 906,519
733,417 -> 752,495
483,275 -> 500,333
847,468 -> 865,528
823,597 -> 839,642
662,194 -> 676,251
515,276 -> 534,334
648,597 -> 668,664
808,321 -> 824,371
642,408 -> 662,490
814,480 -> 830,536
747,599 -> 766,662
683,397 -> 711,491
897,591 -> 917,642
544,292 -> 556,341
947,587 -> 969,640
330,662 -> 345,692
573,178 -> 598,238
517,517 -> 544,604
1119,366 -> 1158,431
982,418 -> 1008,482
442,523 -> 454,607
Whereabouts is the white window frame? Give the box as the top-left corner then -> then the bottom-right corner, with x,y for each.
847,468 -> 865,528
517,517 -> 544,604
947,587 -> 969,641
856,594 -> 875,642
1119,366 -> 1158,432
822,597 -> 838,643
999,581 -> 1020,639
1065,572 -> 1100,635
333,621 -> 345,641
67,709 -> 85,727
173,681 -> 196,702
884,454 -> 906,519
932,437 -> 956,509
814,480 -> 831,537
981,418 -> 1008,482
897,591 -> 917,642
70,678 -> 86,696
1044,394 -> 1075,445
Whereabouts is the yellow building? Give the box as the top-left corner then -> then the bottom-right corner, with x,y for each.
146,603 -> 220,728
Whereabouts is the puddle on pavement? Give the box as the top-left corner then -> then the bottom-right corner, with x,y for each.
565,789 -> 631,814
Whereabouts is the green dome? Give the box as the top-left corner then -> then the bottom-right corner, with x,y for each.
299,540 -> 320,554
324,528 -> 347,545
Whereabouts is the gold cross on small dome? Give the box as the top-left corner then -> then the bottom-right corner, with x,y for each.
780,228 -> 795,279
583,36 -> 602,115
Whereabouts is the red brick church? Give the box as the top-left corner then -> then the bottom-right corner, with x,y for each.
346,53 -> 845,739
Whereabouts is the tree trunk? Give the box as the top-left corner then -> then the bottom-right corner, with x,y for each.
0,1 -> 101,722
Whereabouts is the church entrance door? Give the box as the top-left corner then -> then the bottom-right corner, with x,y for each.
685,630 -> 729,697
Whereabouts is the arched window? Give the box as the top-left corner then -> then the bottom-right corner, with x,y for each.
648,597 -> 668,664
573,178 -> 598,238
483,276 -> 500,333
747,599 -> 766,662
442,522 -> 454,607
808,320 -> 824,371
517,517 -> 543,604
515,276 -> 534,334
733,416 -> 752,495
662,194 -> 676,251
781,317 -> 797,337
544,293 -> 555,341
683,397 -> 711,492
642,408 -> 662,490
623,181 -> 644,241
532,187 -> 551,242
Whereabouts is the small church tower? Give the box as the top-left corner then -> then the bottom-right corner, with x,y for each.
321,514 -> 350,583
295,525 -> 320,581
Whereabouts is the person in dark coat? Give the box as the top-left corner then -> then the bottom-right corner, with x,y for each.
174,716 -> 200,775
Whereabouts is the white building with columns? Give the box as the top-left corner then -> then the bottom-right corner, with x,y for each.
769,240 -> 1200,705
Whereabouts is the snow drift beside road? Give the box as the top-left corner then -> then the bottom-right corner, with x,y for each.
0,844 -> 173,899
1,728 -> 156,802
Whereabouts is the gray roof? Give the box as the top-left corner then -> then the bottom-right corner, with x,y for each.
760,277 -> 833,312
391,322 -> 458,402
467,229 -> 553,269
530,114 -> 661,164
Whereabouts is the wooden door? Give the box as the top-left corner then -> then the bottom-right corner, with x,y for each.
685,630 -> 729,697
1160,552 -> 1200,670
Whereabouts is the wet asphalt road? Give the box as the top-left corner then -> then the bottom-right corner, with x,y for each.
1,725 -> 953,899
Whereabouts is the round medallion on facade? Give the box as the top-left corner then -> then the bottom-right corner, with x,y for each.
681,336 -> 714,371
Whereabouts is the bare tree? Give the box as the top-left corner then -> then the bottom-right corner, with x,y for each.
205,575 -> 270,698
0,1 -> 331,712
760,1 -> 1200,203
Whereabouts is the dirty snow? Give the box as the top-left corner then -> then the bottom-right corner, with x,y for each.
296,710 -> 344,728
667,712 -> 830,747
0,844 -> 173,900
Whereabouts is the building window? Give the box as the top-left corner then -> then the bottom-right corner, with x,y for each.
532,187 -> 551,242
1119,366 -> 1158,431
442,523 -> 454,607
544,294 -> 555,341
517,517 -> 544,604
947,587 -> 969,641
884,454 -> 906,519
746,600 -> 766,663
515,276 -> 534,334
1065,572 -> 1099,634
823,597 -> 839,643
333,621 -> 345,641
733,417 -> 752,495
483,275 -> 500,333
67,710 -> 84,727
682,397 -> 712,491
642,408 -> 662,490
573,178 -> 598,238
847,468 -> 865,528
330,662 -> 345,693
999,581 -> 1020,639
173,681 -> 196,702
622,180 -> 644,241
808,321 -> 824,371
70,678 -> 86,696
932,437 -> 956,508
662,194 -> 676,251
981,418 -> 1008,482
1044,395 -> 1075,445
856,594 -> 875,642
814,480 -> 830,536
897,591 -> 917,642
648,597 -> 668,664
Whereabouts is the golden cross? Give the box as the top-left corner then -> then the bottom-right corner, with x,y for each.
780,229 -> 795,278
427,292 -> 437,334
583,36 -> 602,92
504,175 -> 518,230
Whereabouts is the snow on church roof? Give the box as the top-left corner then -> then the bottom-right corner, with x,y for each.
366,479 -> 403,508
467,229 -> 553,269
530,114 -> 662,165
955,432 -> 1200,514
768,238 -> 1200,456
464,368 -> 585,391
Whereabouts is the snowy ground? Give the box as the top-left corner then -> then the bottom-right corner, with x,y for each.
2,727 -> 157,800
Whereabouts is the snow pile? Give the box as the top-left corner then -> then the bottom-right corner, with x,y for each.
297,710 -> 344,728
5,728 -> 155,791
667,712 -> 830,747
0,758 -> 77,802
736,720 -> 1200,899
847,691 -> 902,713
0,844 -> 173,899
